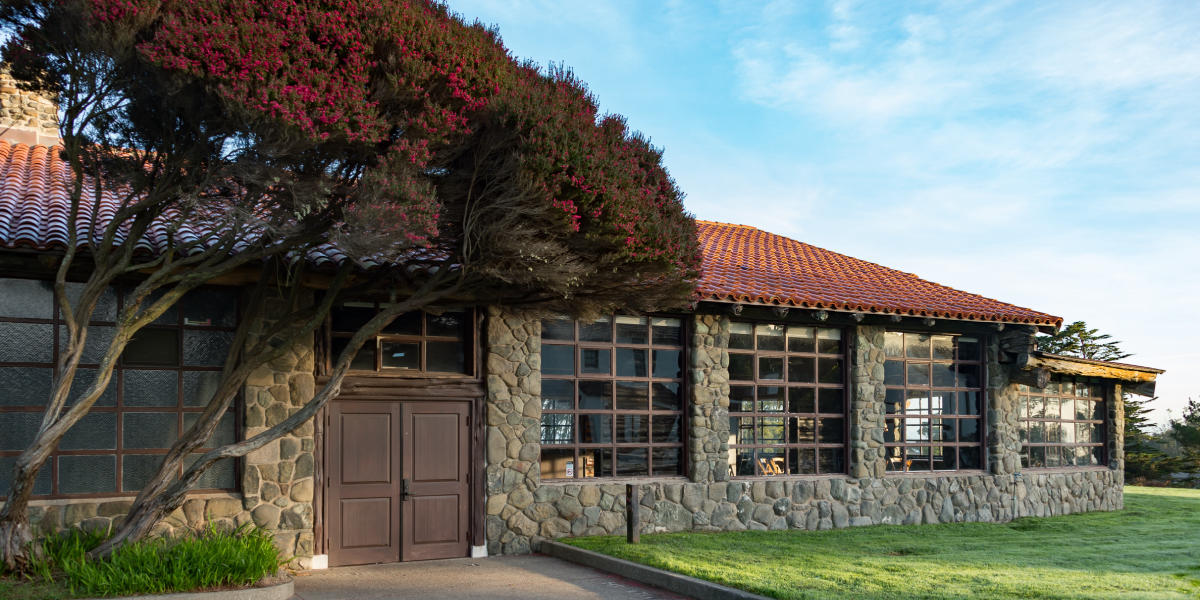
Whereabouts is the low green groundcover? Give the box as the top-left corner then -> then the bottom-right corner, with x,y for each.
567,486 -> 1200,600
1,524 -> 285,600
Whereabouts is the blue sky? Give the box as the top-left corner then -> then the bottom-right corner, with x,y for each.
449,0 -> 1200,426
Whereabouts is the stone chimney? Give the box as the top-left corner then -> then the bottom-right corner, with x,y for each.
0,69 -> 59,146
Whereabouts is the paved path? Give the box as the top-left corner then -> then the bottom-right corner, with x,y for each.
292,554 -> 689,600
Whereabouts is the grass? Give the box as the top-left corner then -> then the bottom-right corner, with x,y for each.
566,486 -> 1200,600
0,523 -> 285,599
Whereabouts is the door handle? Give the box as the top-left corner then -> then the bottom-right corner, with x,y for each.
400,478 -> 411,502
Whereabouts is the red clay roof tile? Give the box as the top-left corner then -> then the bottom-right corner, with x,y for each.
0,141 -> 1062,326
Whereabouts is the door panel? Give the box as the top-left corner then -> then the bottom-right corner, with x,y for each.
327,402 -> 401,566
402,402 -> 470,560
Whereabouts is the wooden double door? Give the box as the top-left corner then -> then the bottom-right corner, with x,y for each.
326,400 -> 470,565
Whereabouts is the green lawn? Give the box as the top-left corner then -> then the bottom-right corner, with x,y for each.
566,486 -> 1200,600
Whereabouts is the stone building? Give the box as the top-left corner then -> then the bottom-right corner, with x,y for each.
0,85 -> 1163,568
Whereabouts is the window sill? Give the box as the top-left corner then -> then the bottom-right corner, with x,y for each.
1019,465 -> 1111,473
883,470 -> 990,478
26,490 -> 241,507
728,474 -> 852,482
539,476 -> 691,486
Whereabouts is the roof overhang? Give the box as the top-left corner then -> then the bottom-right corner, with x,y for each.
1014,351 -> 1164,397
696,299 -> 1055,333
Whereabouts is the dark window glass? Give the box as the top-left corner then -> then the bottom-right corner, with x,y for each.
0,323 -> 54,363
331,337 -> 377,371
332,303 -> 474,375
123,370 -> 179,407
58,455 -> 116,494
0,367 -> 53,407
539,314 -> 684,478
426,341 -> 465,373
0,279 -> 53,319
1019,376 -> 1106,469
61,413 -> 117,451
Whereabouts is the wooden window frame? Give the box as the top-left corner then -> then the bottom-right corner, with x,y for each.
325,303 -> 477,377
0,279 -> 241,500
539,315 -> 688,480
1018,376 -> 1108,469
882,331 -> 987,473
726,321 -> 850,477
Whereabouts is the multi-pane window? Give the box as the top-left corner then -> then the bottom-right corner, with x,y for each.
1019,377 -> 1106,468
883,332 -> 984,472
539,316 -> 685,479
328,302 -> 473,375
0,278 -> 238,498
726,323 -> 847,476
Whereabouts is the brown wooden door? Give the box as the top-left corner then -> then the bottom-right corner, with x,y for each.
327,401 -> 402,566
327,400 -> 470,565
401,401 -> 470,561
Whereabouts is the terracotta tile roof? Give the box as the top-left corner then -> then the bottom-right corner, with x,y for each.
695,220 -> 1062,327
0,142 -> 1062,326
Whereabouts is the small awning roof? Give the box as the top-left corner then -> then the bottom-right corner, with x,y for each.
1017,351 -> 1163,396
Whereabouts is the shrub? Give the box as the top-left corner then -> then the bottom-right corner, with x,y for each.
24,524 -> 284,597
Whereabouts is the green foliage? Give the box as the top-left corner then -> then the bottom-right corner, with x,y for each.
15,524 -> 283,598
1168,398 -> 1200,452
568,486 -> 1200,600
1035,320 -> 1130,361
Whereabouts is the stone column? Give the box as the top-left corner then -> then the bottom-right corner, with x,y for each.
689,313 -> 730,483
1109,383 -> 1125,479
991,328 -> 1034,476
482,307 -> 542,555
851,326 -> 886,479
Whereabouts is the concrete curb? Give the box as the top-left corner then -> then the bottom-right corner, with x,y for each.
82,579 -> 294,600
539,541 -> 771,600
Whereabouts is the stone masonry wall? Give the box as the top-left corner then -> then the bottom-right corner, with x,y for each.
0,70 -> 59,145
27,293 -> 319,568
484,309 -> 1126,552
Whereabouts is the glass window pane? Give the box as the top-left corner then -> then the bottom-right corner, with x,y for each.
615,315 -> 648,344
730,386 -> 755,412
615,348 -> 647,377
579,317 -> 612,342
956,364 -> 981,388
932,336 -> 954,360
0,455 -> 51,495
652,349 -> 682,379
788,356 -> 816,383
957,337 -> 981,361
728,322 -> 753,350
732,448 -> 756,476
1028,446 -> 1045,468
905,390 -> 930,414
381,341 -> 420,370
616,448 -> 648,477
615,381 -> 647,410
1060,398 -> 1076,421
818,418 -> 845,443
182,330 -> 232,367
731,416 -> 755,444
331,302 -> 376,332
540,448 -> 575,478
759,386 -> 784,412
651,382 -> 681,411
331,337 -> 376,371
1091,400 -> 1105,421
756,324 -> 785,351
652,448 -> 682,476
0,367 -> 52,407
580,348 -> 610,375
651,318 -> 682,346
541,379 -> 574,410
1075,399 -> 1090,421
582,449 -> 612,478
930,391 -> 955,416
0,278 -> 53,319
728,353 -> 754,381
540,414 -> 574,444
791,417 -> 816,443
651,414 -> 682,443
884,360 -> 903,385
883,332 -> 904,358
122,328 -> 180,366
818,448 -> 845,474
186,454 -> 237,490
381,311 -> 421,335
933,447 -> 957,471
790,387 -> 816,413
790,448 -> 816,475
616,415 -> 649,444
907,363 -> 930,386
59,455 -> 117,494
578,381 -> 612,410
64,282 -> 119,323
181,287 -> 237,328
183,412 -> 236,448
759,417 -> 785,444
426,311 -> 467,338
960,446 -> 982,470
816,328 -> 841,354
819,388 -> 845,414
0,323 -> 53,363
426,340 -> 466,373
905,333 -> 930,358
61,412 -> 117,450
958,391 -> 980,416
579,414 -> 612,443
541,344 -> 574,375
541,317 -> 574,341
932,363 -> 955,387
123,370 -> 179,407
121,454 -> 166,493
124,412 -> 179,449
68,368 -> 117,407
0,412 -> 42,450
818,358 -> 843,384
885,389 -> 904,414
183,371 -> 221,407
758,447 -> 784,475
759,356 -> 784,380
787,327 -> 815,353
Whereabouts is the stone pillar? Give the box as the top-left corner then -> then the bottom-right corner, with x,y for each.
1109,383 -> 1125,480
689,313 -> 730,483
991,328 -> 1034,476
851,326 -> 886,479
241,294 -> 318,564
482,307 -> 542,556
0,69 -> 59,145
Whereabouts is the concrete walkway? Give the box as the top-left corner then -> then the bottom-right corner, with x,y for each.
291,554 -> 689,600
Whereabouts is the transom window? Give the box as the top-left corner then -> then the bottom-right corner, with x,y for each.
328,302 -> 473,375
726,323 -> 847,476
1019,377 -> 1106,468
883,332 -> 984,472
539,315 -> 685,479
0,278 -> 238,498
